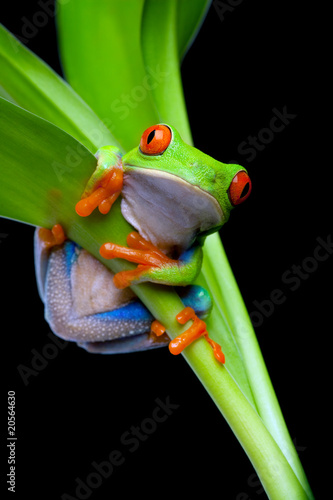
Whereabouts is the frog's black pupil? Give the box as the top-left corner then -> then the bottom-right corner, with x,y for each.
147,129 -> 156,144
240,182 -> 250,198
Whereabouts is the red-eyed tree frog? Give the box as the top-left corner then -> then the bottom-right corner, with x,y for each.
36,124 -> 251,362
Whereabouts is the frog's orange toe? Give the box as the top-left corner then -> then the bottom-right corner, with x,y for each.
75,187 -> 109,217
75,199 -> 93,217
204,335 -> 225,363
151,320 -> 166,337
98,192 -> 121,215
112,265 -> 148,289
38,224 -> 66,249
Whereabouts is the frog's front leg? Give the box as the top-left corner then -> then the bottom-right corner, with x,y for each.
100,231 -> 203,289
75,146 -> 123,217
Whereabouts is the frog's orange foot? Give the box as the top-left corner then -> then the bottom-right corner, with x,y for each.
169,307 -> 225,363
75,168 -> 123,217
38,224 -> 66,250
100,232 -> 176,289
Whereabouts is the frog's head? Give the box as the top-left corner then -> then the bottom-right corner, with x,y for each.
122,124 -> 251,240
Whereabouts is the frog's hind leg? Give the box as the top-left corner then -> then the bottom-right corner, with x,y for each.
79,328 -> 169,354
170,307 -> 225,363
39,240 -> 156,349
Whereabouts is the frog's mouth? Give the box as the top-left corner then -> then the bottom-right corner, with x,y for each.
120,167 -> 224,256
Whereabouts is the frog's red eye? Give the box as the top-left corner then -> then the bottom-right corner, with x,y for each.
140,125 -> 172,155
228,171 -> 252,206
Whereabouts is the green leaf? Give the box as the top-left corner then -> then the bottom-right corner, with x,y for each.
141,0 -> 192,144
0,96 -> 130,246
140,0 -> 211,144
176,0 -> 212,60
0,24 -> 120,153
56,0 -> 160,151
56,0 -> 210,150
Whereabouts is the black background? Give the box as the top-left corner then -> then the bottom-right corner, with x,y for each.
1,1 -> 330,499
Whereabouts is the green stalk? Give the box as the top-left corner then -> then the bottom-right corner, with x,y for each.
194,271 -> 257,409
181,346 -> 310,500
101,273 -> 311,500
201,233 -> 313,498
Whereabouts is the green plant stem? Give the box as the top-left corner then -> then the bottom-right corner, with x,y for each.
181,341 -> 310,500
201,233 -> 313,498
125,279 -> 311,500
194,272 -> 257,408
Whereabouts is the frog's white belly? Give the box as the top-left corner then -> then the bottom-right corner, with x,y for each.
121,168 -> 223,256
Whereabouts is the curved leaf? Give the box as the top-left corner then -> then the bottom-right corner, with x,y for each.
177,0 -> 212,60
56,0 -> 159,151
141,0 -> 192,144
0,24 -> 120,153
0,96 -> 130,250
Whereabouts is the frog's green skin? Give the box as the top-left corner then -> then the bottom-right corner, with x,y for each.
36,124 -> 250,354
94,124 -> 249,286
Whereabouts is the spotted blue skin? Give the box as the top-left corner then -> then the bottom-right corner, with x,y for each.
35,234 -> 212,354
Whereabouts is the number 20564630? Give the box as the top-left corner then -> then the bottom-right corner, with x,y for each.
8,391 -> 16,435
